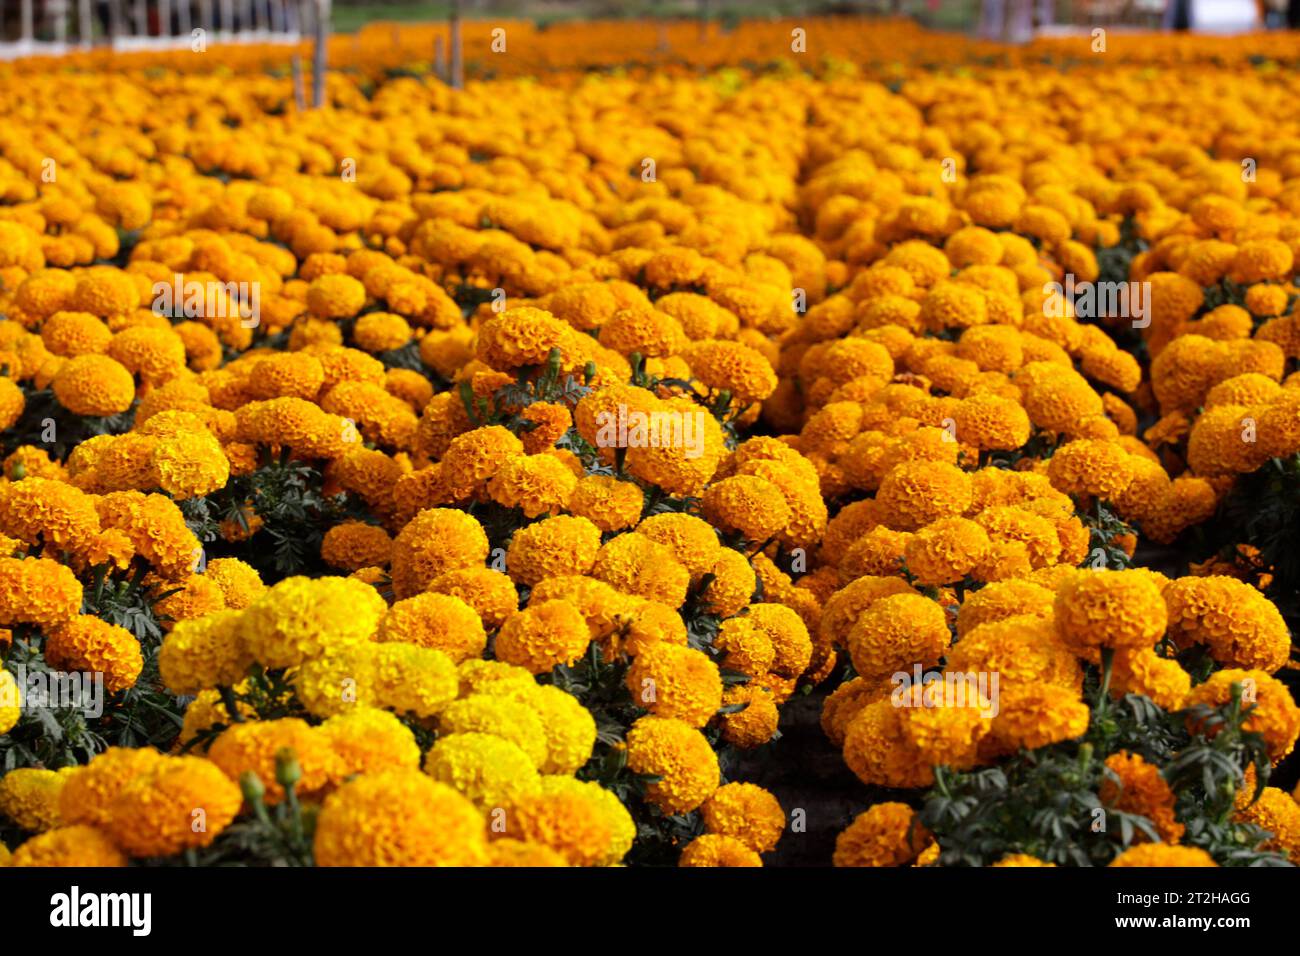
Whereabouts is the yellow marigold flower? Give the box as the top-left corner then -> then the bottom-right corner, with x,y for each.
833,803 -> 930,867
0,767 -> 66,832
353,312 -> 412,353
625,715 -> 719,815
107,756 -> 242,858
427,566 -> 519,630
700,782 -> 785,854
51,353 -> 135,417
40,310 -> 113,357
847,593 -> 949,684
1234,787 -> 1300,864
438,693 -> 549,767
947,615 -> 1081,692
506,514 -> 601,587
488,453 -> 578,518
319,707 -> 421,777
149,429 -> 230,500
875,460 -> 972,532
992,852 -> 1056,867
57,746 -> 165,829
1054,569 -> 1168,654
379,592 -> 486,663
314,769 -> 488,867
719,678 -> 781,746
0,557 -> 81,630
0,668 -> 19,735
389,507 -> 489,598
679,834 -> 762,867
626,642 -> 723,728
1186,669 -> 1300,763
518,401 -> 572,455
679,340 -> 779,405
702,547 -> 757,617
498,787 -> 613,867
477,306 -> 581,371
439,425 -> 525,500
492,592 -> 589,671
243,575 -> 386,669
591,531 -> 691,607
159,609 -> 252,695
372,643 -> 459,718
306,273 -> 367,319
1101,750 -> 1184,844
495,683 -> 597,775
1110,647 -> 1191,711
423,731 -> 541,814
956,579 -> 1055,636
1163,576 -> 1290,673
1047,439 -> 1134,501
701,474 -> 793,544
485,839 -> 569,867
714,616 -> 776,677
952,393 -> 1031,451
9,825 -> 126,867
635,512 -> 722,578
903,517 -> 990,586
71,269 -> 140,317
567,475 -> 644,532
987,683 -> 1090,755
208,717 -> 341,803
321,521 -> 393,571
1109,844 -> 1217,868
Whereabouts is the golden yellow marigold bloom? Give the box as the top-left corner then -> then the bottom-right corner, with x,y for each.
243,575 -> 386,669
487,453 -> 578,518
427,566 -> 519,630
636,512 -> 723,578
701,474 -> 793,543
477,306 -> 581,371
498,785 -> 614,868
495,683 -> 597,775
149,430 -> 230,500
505,514 -> 601,587
107,756 -> 242,858
423,731 -> 541,814
57,746 -> 166,828
1101,751 -> 1184,844
494,598 -> 590,674
567,475 -> 644,532
485,839 -> 569,867
209,717 -> 341,803
700,782 -> 785,854
51,353 -> 135,417
1054,569 -> 1168,654
389,507 -> 489,598
41,615 -> 141,693
1110,647 -> 1190,711
991,853 -> 1055,867
627,642 -> 723,727
1047,439 -> 1134,501
847,593 -> 949,684
875,460 -> 972,532
947,615 -> 1080,692
439,425 -> 525,500
306,273 -> 367,319
591,531 -> 691,607
321,521 -> 393,571
1234,787 -> 1300,864
0,556 -> 83,629
625,715 -> 719,815
719,683 -> 780,749
438,693 -> 549,767
903,517 -> 990,586
1186,669 -> 1300,763
987,683 -> 1090,755
378,592 -> 486,663
319,707 -> 421,777
0,668 -> 20,735
0,767 -> 67,832
1163,576 -> 1290,673
1109,844 -> 1217,868
9,825 -> 127,867
314,769 -> 488,867
679,834 -> 762,867
833,803 -> 930,867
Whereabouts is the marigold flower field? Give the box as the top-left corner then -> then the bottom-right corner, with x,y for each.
1,16 -> 1299,870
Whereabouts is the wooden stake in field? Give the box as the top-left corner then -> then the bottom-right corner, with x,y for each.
449,0 -> 463,90
312,0 -> 329,108
292,51 -> 306,111
434,34 -> 446,83
78,0 -> 92,47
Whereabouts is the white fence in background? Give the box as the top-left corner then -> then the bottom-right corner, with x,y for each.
0,0 -> 324,60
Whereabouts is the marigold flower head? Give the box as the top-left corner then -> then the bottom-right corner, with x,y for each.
389,507 -> 489,598
1054,569 -> 1168,654
495,598 -> 591,674
243,575 -> 386,669
625,715 -> 719,815
314,769 -> 488,867
1163,576 -> 1290,673
107,756 -> 242,858
700,782 -> 785,854
319,707 -> 421,777
378,592 -> 486,663
833,802 -> 931,867
9,825 -> 127,867
1109,844 -> 1217,867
